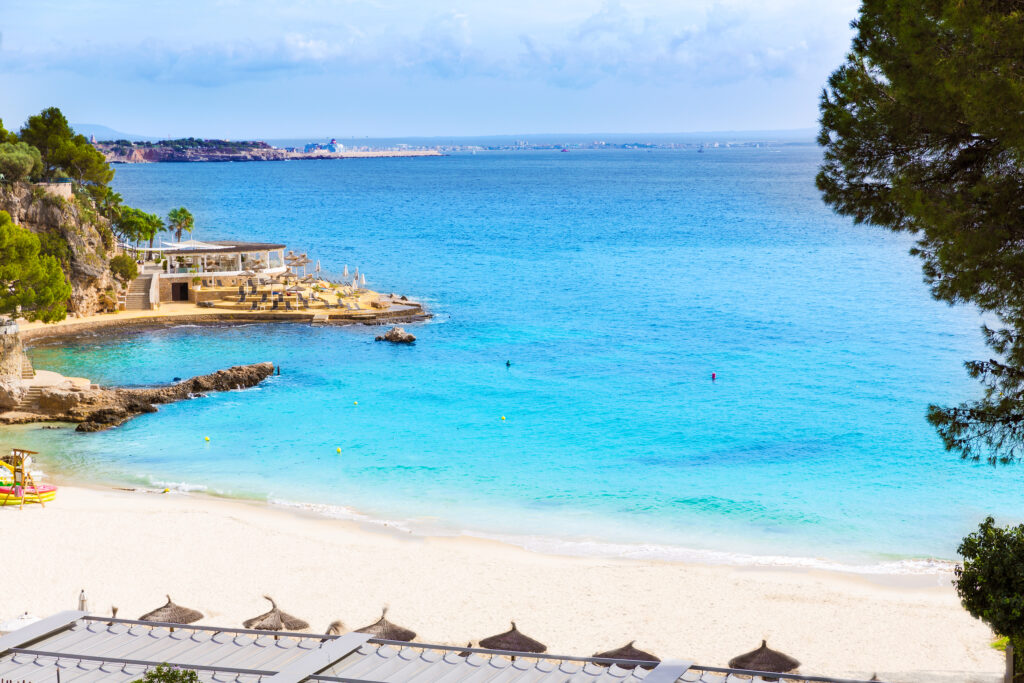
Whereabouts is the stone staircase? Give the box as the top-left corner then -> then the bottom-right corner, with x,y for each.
125,275 -> 152,311
21,357 -> 35,380
14,385 -> 43,413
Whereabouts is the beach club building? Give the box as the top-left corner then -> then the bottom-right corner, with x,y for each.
125,240 -> 288,308
0,611 -> 886,683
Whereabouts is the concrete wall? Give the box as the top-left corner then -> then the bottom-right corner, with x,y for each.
158,275 -> 247,303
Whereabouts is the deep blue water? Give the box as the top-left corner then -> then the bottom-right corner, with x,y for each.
5,146 -> 1019,568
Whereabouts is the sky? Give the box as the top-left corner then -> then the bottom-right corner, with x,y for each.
0,0 -> 860,139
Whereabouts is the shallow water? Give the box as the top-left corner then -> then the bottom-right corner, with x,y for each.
5,146 -> 1019,568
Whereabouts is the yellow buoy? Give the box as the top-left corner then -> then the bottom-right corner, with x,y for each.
336,447 -> 342,453
162,488 -> 170,493
354,401 -> 358,405
204,436 -> 210,441
501,416 -> 506,420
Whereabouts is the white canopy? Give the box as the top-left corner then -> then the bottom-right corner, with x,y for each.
160,239 -> 231,250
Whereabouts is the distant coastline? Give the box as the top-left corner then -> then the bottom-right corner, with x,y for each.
95,139 -> 441,163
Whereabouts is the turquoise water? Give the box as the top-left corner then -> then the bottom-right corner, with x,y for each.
5,146 -> 1021,568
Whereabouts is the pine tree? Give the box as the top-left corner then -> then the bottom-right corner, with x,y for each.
0,211 -> 71,323
818,0 -> 1024,464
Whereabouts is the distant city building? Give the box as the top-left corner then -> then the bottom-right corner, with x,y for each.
304,140 -> 345,153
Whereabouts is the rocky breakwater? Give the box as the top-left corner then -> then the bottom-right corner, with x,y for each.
19,362 -> 276,432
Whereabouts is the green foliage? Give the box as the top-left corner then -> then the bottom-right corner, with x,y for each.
818,1 -> 1024,464
167,206 -> 194,242
136,663 -> 200,682
109,253 -> 138,282
98,223 -> 115,251
0,141 -> 43,183
96,186 -> 124,223
0,119 -> 15,144
19,107 -> 113,188
37,230 -> 69,265
115,207 -> 164,246
141,137 -> 270,151
956,517 -> 1024,670
0,211 -> 71,322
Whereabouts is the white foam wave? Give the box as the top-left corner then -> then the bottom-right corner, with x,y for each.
267,497 -> 414,533
261,497 -> 954,575
470,533 -> 956,575
146,477 -> 209,493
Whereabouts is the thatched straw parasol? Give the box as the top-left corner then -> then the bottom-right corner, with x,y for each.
327,620 -> 346,635
139,595 -> 203,624
242,596 -> 309,631
355,608 -> 417,642
479,622 -> 546,654
728,640 -> 800,675
592,641 -> 660,670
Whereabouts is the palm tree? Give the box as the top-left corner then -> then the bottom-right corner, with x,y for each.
167,206 -> 194,242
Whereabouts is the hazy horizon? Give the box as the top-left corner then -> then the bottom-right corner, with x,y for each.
71,122 -> 820,145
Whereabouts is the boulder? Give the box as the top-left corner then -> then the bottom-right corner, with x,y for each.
0,378 -> 26,410
375,326 -> 416,344
37,385 -> 103,415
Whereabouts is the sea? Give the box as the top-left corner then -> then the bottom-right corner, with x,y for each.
4,142 -> 1021,572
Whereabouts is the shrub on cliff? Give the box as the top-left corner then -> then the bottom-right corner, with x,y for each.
956,517 -> 1024,673
109,253 -> 138,282
0,211 -> 71,322
0,142 -> 43,183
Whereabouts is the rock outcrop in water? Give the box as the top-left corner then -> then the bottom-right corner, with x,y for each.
375,326 -> 416,344
6,362 -> 276,432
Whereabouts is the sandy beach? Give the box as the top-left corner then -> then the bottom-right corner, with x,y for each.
0,484 -> 1001,683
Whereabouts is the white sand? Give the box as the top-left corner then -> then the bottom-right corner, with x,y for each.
0,485 -> 1001,682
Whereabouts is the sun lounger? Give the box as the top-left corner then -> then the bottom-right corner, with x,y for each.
250,301 -> 258,310
285,301 -> 294,311
261,293 -> 268,302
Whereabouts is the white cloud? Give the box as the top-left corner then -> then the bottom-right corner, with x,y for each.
0,0 -> 857,88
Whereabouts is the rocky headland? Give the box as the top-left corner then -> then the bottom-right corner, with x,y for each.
96,140 -> 441,163
1,361 -> 275,432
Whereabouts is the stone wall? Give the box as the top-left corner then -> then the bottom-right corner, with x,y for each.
0,331 -> 23,379
33,182 -> 73,200
0,328 -> 27,410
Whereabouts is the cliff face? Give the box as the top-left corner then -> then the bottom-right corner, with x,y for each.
0,183 -> 120,316
99,143 -> 289,163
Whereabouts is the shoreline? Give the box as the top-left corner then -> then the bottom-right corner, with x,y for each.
17,303 -> 431,342
3,425 -> 958,579
0,480 -> 1000,681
